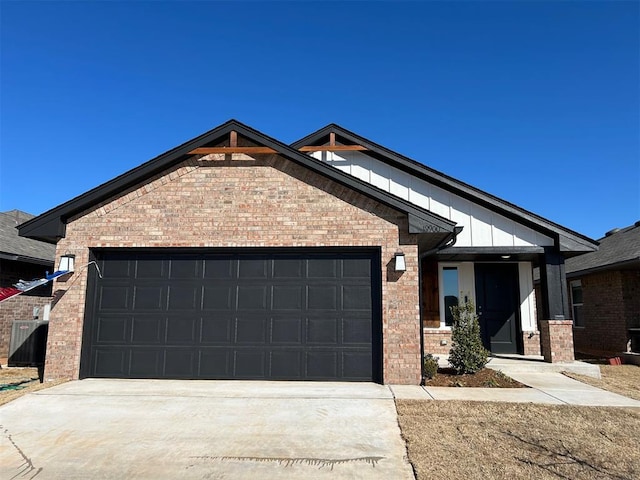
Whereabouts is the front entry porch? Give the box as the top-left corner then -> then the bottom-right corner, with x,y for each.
420,247 -> 576,365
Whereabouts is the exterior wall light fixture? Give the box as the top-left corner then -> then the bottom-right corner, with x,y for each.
58,254 -> 76,273
394,252 -> 406,272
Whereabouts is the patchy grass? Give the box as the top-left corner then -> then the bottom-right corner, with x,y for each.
0,367 -> 67,406
397,400 -> 640,480
564,364 -> 640,401
424,368 -> 526,388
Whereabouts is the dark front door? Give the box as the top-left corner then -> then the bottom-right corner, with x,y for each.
81,249 -> 381,382
474,263 -> 520,354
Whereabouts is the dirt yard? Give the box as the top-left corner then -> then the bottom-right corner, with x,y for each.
397,400 -> 640,480
564,364 -> 640,401
0,367 -> 67,406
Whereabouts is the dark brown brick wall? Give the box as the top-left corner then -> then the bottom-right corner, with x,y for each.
44,154 -> 422,384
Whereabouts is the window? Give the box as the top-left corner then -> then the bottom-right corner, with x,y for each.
442,267 -> 459,327
570,280 -> 584,327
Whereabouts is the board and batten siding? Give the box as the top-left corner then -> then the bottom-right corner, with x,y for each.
310,150 -> 554,248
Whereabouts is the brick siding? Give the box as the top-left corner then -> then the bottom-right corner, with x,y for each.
540,320 -> 574,363
422,329 -> 453,355
45,154 -> 422,384
522,331 -> 541,356
572,269 -> 640,356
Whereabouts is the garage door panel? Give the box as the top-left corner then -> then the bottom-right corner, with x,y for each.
85,251 -> 378,381
93,349 -> 128,376
271,317 -> 302,344
270,351 -> 302,379
102,258 -> 131,278
235,316 -> 267,344
130,349 -> 162,377
133,285 -> 165,310
131,317 -> 164,344
237,285 -> 267,310
96,316 -> 129,343
199,350 -> 230,377
201,316 -> 232,343
307,318 -> 338,344
343,317 -> 372,344
342,258 -> 370,277
136,258 -> 166,279
202,285 -> 233,310
164,349 -> 195,377
99,285 -> 130,310
239,259 -> 268,279
166,316 -> 197,344
272,285 -> 303,310
342,351 -> 372,378
307,351 -> 338,378
308,285 -> 337,310
308,259 -> 337,278
343,285 -> 372,310
203,258 -> 234,279
234,350 -> 265,377
167,285 -> 199,310
273,258 -> 303,278
169,257 -> 200,279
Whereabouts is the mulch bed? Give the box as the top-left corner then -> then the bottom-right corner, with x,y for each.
423,367 -> 527,388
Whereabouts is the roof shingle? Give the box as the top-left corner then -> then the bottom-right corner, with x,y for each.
565,222 -> 640,275
0,210 -> 56,264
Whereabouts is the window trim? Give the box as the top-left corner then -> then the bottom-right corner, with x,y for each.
438,263 -> 461,329
570,279 -> 584,328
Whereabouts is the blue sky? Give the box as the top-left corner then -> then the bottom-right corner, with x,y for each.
1,1 -> 638,240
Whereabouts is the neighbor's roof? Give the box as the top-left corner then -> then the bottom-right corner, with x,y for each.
0,210 -> 56,265
565,222 -> 640,276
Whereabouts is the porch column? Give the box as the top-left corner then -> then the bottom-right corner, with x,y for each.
538,247 -> 574,362
538,247 -> 569,320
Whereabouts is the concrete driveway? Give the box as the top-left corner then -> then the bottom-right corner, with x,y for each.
0,379 -> 414,479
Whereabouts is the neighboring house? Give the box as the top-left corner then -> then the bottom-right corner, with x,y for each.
18,120 -> 598,384
565,222 -> 640,356
0,210 -> 56,362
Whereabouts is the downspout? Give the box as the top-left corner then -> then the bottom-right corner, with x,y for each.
418,226 -> 463,383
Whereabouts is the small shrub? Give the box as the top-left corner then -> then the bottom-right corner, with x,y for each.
448,300 -> 489,374
423,354 -> 439,380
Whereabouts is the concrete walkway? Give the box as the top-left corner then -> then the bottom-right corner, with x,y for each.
391,358 -> 640,407
0,380 -> 414,480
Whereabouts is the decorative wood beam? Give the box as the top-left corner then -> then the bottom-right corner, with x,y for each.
229,130 -> 238,147
297,145 -> 368,152
188,144 -> 368,155
189,147 -> 277,154
329,132 -> 336,146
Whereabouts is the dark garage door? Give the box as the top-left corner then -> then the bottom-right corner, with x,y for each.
81,250 -> 380,381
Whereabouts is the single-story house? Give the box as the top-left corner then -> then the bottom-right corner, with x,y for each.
564,222 -> 639,356
0,210 -> 56,362
18,120 -> 598,384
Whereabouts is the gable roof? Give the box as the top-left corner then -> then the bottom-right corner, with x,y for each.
18,120 -> 457,243
565,222 -> 640,276
292,124 -> 598,254
0,210 -> 56,265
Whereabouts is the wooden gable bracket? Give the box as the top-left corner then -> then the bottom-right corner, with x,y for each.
188,130 -> 368,155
